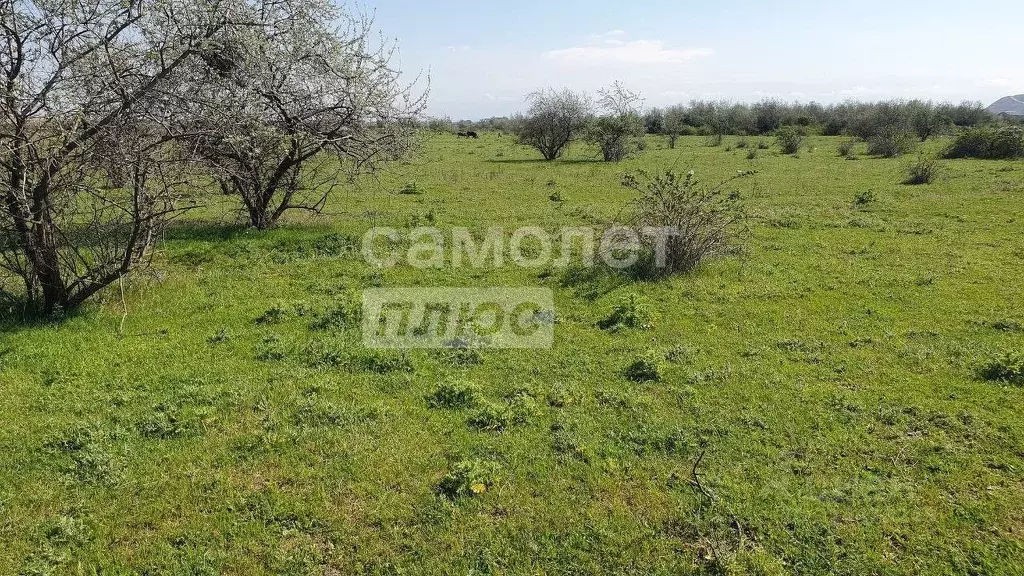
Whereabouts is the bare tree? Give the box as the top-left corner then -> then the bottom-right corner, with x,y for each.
512,88 -> 592,161
663,105 -> 689,149
0,0 -> 237,314
186,2 -> 426,229
587,81 -> 645,162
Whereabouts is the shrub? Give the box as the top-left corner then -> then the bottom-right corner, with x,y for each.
838,139 -> 857,158
625,350 -> 666,382
944,126 -> 1024,160
904,156 -> 940,185
746,149 -> 758,160
436,459 -> 502,499
427,381 -> 482,409
736,138 -> 749,149
867,126 -> 916,157
598,293 -> 657,331
756,139 -> 770,150
980,352 -> 1024,386
622,170 -> 748,275
776,126 -> 804,154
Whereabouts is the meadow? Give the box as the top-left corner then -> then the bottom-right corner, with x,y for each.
1,134 -> 1022,575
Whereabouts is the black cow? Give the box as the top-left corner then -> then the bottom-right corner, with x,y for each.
457,131 -> 468,137
466,131 -> 479,139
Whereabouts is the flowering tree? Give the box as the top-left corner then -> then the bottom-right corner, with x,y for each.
186,1 -> 426,229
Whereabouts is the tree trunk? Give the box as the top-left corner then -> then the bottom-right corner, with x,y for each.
247,202 -> 273,230
34,223 -> 68,315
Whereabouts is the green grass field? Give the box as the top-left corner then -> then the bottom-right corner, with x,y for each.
1,134 -> 1022,575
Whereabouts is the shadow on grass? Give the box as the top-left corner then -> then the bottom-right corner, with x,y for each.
556,257 -> 671,301
0,299 -> 93,334
485,158 -> 549,165
485,158 -> 606,165
162,221 -> 254,243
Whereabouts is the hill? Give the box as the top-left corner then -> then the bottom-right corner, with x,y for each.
987,94 -> 1024,116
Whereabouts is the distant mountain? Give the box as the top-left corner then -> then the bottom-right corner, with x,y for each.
987,94 -> 1024,116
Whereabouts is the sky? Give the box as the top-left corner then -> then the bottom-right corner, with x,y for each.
362,0 -> 1024,120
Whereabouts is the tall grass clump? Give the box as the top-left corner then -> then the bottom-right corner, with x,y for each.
904,156 -> 940,185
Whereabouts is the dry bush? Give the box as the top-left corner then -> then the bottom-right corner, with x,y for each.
621,170 -> 749,275
904,156 -> 941,185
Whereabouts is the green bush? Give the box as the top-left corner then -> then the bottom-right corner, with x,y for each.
775,126 -> 804,154
944,126 -> 1024,160
622,170 -> 748,274
867,126 -> 916,158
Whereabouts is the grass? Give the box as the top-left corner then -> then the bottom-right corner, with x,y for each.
1,133 -> 1023,574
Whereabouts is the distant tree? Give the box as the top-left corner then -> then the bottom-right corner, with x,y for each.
663,105 -> 689,148
723,103 -> 756,135
644,108 -> 665,135
425,117 -> 454,133
587,82 -> 645,162
753,99 -> 786,134
689,100 -> 730,143
908,101 -> 950,141
512,88 -> 592,161
939,101 -> 991,127
187,3 -> 425,229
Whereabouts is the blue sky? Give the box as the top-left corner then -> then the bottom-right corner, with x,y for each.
364,0 -> 1024,119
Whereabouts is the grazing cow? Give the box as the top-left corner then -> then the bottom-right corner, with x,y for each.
457,131 -> 468,138
466,131 -> 479,139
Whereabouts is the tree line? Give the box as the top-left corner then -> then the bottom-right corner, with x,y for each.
426,94 -> 997,158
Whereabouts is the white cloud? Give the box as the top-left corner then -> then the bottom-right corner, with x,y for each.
982,77 -> 1013,88
544,32 -> 713,66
